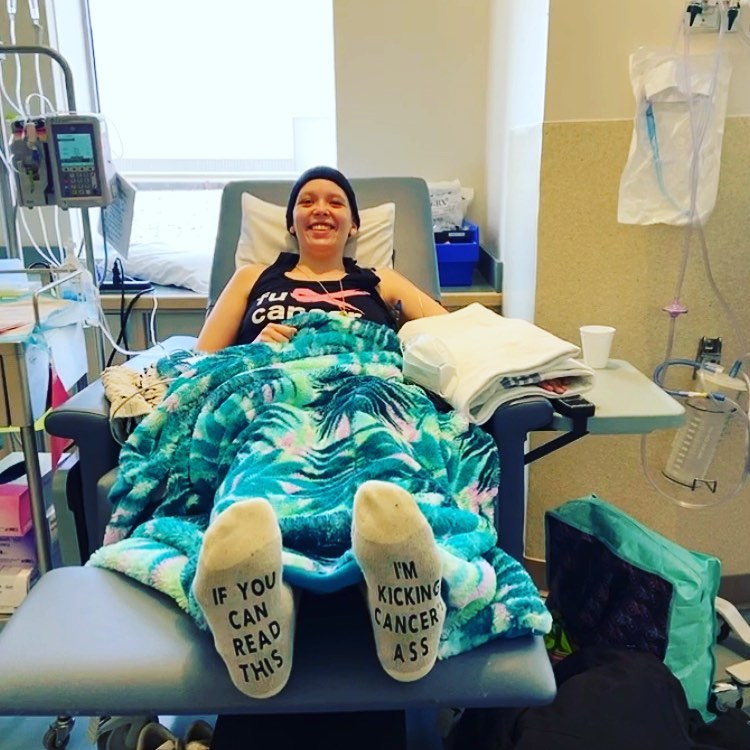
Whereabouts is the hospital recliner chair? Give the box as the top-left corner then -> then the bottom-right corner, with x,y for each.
0,177 -> 557,750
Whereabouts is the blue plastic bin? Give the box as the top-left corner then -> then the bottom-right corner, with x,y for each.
435,222 -> 480,287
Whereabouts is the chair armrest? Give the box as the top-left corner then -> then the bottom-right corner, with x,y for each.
484,398 -> 556,561
97,467 -> 119,511
45,380 -> 118,559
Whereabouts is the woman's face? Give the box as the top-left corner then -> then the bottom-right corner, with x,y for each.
292,179 -> 356,255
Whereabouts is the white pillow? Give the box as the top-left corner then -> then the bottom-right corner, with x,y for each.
235,193 -> 395,270
122,243 -> 213,294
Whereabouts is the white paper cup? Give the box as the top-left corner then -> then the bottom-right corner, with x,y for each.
579,325 -> 615,369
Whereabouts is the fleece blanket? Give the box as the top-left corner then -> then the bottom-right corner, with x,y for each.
89,312 -> 551,659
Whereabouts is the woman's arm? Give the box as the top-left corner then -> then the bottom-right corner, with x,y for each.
196,264 -> 265,352
376,267 -> 448,322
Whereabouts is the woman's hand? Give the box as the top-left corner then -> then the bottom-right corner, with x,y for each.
254,323 -> 297,344
539,377 -> 569,395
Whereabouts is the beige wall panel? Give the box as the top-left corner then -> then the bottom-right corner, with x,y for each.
530,118 -> 750,574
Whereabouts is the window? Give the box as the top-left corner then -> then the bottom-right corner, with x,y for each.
77,0 -> 337,182
45,0 -> 338,267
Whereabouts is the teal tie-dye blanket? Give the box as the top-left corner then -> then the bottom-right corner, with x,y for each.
90,312 -> 551,658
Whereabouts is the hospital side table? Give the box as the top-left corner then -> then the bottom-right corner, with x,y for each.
493,358 -> 685,562
550,358 -> 685,435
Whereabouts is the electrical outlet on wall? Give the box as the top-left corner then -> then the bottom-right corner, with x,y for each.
688,2 -> 721,31
686,2 -> 741,31
696,336 -> 722,366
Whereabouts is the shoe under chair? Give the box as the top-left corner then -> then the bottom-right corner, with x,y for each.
136,719 -> 213,750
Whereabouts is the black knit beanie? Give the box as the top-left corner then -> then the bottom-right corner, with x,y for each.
286,166 -> 360,233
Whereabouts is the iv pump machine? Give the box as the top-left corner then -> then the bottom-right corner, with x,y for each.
10,114 -> 117,210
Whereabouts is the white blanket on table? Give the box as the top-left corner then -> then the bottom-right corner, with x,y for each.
398,303 -> 595,424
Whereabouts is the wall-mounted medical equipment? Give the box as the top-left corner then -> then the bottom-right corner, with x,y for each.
9,114 -> 117,210
655,363 -> 747,493
686,1 -> 741,32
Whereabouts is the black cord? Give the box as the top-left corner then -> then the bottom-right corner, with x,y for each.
109,258 -> 129,350
121,288 -> 153,353
106,287 -> 153,367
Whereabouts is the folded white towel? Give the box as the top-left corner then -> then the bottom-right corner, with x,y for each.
399,303 -> 595,423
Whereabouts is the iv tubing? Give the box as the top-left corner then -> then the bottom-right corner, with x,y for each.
0,41 -> 105,372
644,2 -> 750,508
8,16 -> 25,118
17,209 -> 60,268
659,4 -> 728,357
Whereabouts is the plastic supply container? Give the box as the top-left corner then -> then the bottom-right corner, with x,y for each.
435,222 -> 480,287
663,371 -> 746,491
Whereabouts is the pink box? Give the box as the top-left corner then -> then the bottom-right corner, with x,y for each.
0,484 -> 33,537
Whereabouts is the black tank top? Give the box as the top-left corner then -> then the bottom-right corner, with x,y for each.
235,253 -> 397,344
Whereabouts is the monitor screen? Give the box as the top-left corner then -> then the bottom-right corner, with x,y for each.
55,131 -> 96,169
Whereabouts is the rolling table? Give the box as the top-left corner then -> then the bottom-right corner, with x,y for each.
494,358 -> 685,562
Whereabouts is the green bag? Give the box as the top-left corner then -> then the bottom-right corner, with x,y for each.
545,495 -> 721,720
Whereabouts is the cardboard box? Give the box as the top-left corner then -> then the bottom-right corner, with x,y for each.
0,483 -> 32,537
0,565 -> 37,614
0,505 -> 58,566
0,530 -> 36,565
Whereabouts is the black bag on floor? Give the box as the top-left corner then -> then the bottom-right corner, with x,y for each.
447,647 -> 750,750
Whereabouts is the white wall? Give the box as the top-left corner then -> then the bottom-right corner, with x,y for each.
334,0 -> 552,317
485,0 -> 549,320
546,0 -> 750,121
333,0 -> 492,233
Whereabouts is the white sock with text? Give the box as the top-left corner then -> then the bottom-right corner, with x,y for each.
193,498 -> 295,699
352,480 -> 445,682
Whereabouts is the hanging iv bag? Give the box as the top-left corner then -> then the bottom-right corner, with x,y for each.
618,46 -> 732,226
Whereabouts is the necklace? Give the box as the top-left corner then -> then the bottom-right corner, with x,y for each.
294,264 -> 352,316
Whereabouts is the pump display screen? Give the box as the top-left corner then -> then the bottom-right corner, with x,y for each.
56,132 -> 95,168
50,122 -> 102,198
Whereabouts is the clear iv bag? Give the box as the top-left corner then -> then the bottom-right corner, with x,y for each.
618,46 -> 732,226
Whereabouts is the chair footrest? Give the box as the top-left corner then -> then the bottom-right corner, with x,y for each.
0,567 -> 555,716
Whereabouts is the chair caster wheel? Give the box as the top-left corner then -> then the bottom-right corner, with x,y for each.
93,715 -> 157,750
710,681 -> 744,714
42,720 -> 74,750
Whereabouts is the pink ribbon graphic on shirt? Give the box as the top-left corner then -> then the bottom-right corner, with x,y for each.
291,287 -> 366,314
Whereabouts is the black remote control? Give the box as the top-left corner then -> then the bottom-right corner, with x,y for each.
553,395 -> 596,418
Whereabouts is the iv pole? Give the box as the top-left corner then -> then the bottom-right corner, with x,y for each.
0,42 -> 105,372
0,43 -> 106,574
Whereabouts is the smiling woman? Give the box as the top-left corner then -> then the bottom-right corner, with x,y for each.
287,175 -> 359,272
196,165 -> 447,351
